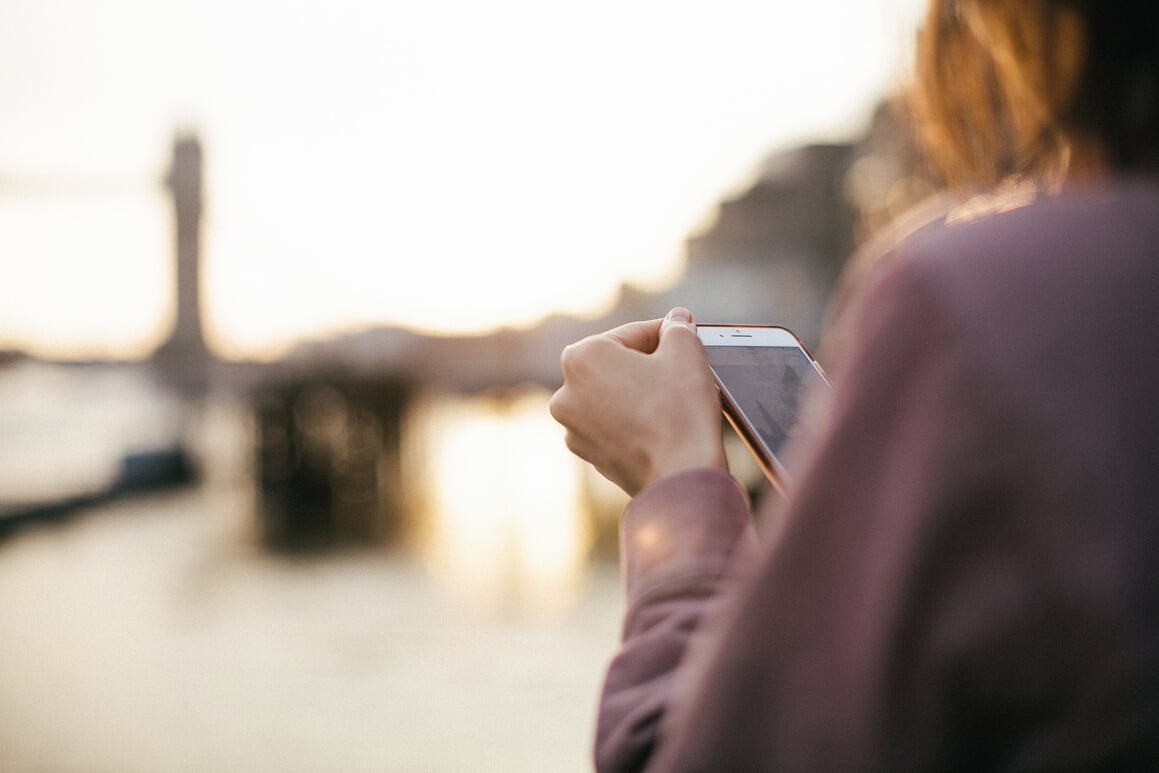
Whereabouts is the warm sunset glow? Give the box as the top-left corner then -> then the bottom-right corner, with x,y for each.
412,390 -> 590,612
0,0 -> 928,360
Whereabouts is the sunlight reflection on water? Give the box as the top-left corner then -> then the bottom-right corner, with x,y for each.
407,388 -> 595,614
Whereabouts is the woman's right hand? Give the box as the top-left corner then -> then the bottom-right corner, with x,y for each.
549,307 -> 728,497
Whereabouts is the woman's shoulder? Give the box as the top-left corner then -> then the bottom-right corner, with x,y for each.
821,176 -> 1159,378
848,175 -> 1159,281
830,177 -> 1159,331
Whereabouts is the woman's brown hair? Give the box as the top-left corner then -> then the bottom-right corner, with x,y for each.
910,0 -> 1159,188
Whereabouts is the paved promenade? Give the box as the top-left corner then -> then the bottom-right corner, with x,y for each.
0,487 -> 623,772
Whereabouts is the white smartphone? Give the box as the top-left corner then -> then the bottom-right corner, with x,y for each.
696,324 -> 829,496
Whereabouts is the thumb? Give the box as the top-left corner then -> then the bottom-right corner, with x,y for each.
658,307 -> 699,350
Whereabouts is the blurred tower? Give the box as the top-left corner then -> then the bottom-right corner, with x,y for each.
154,132 -> 210,395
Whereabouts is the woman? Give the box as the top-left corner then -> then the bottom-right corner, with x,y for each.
550,1 -> 1159,770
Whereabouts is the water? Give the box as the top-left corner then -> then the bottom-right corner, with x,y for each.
0,364 -> 626,772
0,360 -> 184,507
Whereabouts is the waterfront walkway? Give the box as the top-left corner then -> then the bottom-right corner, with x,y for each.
0,487 -> 622,772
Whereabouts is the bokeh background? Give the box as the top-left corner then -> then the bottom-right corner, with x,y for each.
1,1 -> 930,770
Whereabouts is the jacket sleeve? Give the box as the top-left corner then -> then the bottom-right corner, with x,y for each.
594,468 -> 759,773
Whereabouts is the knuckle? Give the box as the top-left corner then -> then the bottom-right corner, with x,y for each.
559,428 -> 586,460
547,390 -> 568,423
558,343 -> 580,375
559,336 -> 602,377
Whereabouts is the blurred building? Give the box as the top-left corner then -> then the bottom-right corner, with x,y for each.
637,142 -> 858,350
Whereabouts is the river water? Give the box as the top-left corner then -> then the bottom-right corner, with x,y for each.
0,363 -> 626,772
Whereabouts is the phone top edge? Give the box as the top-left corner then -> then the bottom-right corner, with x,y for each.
695,323 -> 802,347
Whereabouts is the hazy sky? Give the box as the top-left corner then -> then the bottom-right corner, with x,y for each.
0,0 -> 927,359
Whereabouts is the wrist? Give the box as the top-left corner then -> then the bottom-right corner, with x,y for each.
621,467 -> 753,606
643,443 -> 728,492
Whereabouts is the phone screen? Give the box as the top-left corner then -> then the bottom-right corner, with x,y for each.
698,325 -> 828,490
703,344 -> 824,461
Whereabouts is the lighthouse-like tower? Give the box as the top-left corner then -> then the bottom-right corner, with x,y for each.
153,132 -> 210,395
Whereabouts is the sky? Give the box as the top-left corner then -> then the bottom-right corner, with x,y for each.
0,0 -> 928,360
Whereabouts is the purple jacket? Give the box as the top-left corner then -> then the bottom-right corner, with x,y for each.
596,179 -> 1159,771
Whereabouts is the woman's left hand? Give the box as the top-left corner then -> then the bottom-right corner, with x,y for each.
549,307 -> 727,496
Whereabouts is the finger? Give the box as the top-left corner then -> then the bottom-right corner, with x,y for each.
603,317 -> 665,354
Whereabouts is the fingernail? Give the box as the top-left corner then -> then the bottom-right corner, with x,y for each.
666,307 -> 693,323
